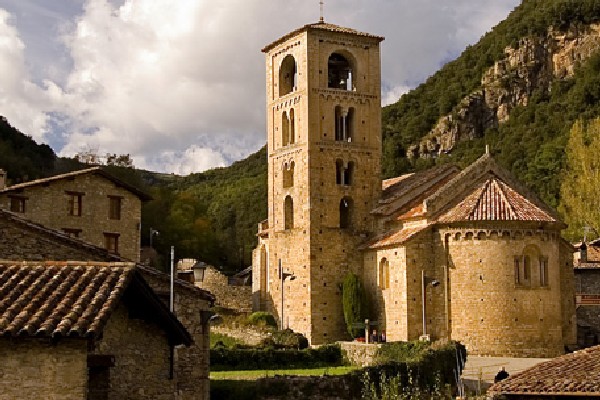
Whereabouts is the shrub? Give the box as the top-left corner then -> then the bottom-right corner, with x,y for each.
270,329 -> 309,349
247,311 -> 277,328
342,273 -> 368,338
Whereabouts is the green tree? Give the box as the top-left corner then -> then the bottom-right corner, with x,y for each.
559,118 -> 600,240
342,273 -> 367,338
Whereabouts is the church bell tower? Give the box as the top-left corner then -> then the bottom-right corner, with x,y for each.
253,20 -> 384,344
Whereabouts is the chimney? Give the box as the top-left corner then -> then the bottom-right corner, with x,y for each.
0,169 -> 6,190
580,241 -> 588,263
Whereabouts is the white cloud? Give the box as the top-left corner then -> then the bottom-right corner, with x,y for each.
0,0 -> 521,174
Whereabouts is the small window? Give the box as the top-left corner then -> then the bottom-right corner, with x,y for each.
283,162 -> 294,188
104,233 -> 120,254
63,228 -> 82,238
67,191 -> 84,216
540,257 -> 549,287
334,107 -> 354,142
284,196 -> 294,230
514,257 -> 521,285
339,197 -> 353,229
9,196 -> 26,213
379,258 -> 390,289
108,196 -> 122,220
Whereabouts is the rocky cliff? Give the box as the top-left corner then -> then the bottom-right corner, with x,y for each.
408,23 -> 600,159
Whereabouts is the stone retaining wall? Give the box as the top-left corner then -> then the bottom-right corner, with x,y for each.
339,341 -> 381,367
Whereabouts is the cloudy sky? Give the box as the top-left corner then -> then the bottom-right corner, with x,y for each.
0,0 -> 520,174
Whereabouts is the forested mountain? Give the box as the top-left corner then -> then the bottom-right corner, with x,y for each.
2,0 -> 600,269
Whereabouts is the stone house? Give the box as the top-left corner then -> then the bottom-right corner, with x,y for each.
0,208 -> 214,399
252,19 -> 576,357
0,261 -> 191,400
573,239 -> 600,347
0,167 -> 151,261
487,344 -> 600,399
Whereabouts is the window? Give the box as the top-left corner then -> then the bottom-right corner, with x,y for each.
334,106 -> 354,142
62,228 -> 82,238
281,110 -> 295,146
540,257 -> 549,287
514,257 -> 520,285
336,160 -> 355,185
9,196 -> 26,213
284,196 -> 294,230
104,233 -> 120,254
339,197 -> 353,229
379,258 -> 390,289
289,108 -> 295,145
279,54 -> 297,96
108,196 -> 122,220
66,191 -> 84,216
328,53 -> 353,90
283,161 -> 294,188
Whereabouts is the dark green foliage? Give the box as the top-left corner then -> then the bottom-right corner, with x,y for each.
266,329 -> 309,350
210,343 -> 343,371
342,273 -> 367,338
247,311 -> 277,328
0,117 -> 56,183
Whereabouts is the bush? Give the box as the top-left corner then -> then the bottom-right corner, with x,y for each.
342,273 -> 368,338
210,343 -> 343,371
247,311 -> 277,328
269,329 -> 309,349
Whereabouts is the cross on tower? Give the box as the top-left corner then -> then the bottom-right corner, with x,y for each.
319,0 -> 324,22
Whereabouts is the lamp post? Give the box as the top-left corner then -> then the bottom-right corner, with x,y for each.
279,259 -> 296,330
149,227 -> 159,248
421,270 -> 440,341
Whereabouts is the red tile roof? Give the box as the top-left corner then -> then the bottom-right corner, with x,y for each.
0,261 -> 192,344
262,21 -> 384,52
0,167 -> 151,201
488,345 -> 600,396
364,225 -> 429,250
437,176 -> 556,223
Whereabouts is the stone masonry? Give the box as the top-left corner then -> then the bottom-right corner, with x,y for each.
0,167 -> 148,262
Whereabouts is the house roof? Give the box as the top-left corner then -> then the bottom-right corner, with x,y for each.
437,176 -> 556,223
0,209 -> 215,303
363,224 -> 430,250
262,21 -> 384,53
0,167 -> 152,201
0,261 -> 191,345
487,345 -> 600,397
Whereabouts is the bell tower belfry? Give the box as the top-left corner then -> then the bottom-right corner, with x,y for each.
253,21 -> 384,344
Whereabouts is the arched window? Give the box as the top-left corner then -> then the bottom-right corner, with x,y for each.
289,108 -> 295,145
283,161 -> 294,188
282,111 -> 290,146
279,55 -> 297,96
515,245 -> 541,287
328,53 -> 353,90
284,195 -> 294,230
379,258 -> 390,289
335,159 -> 343,184
334,106 -> 354,142
344,161 -> 354,185
339,197 -> 353,229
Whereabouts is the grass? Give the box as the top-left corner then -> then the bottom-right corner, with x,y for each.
210,366 -> 359,380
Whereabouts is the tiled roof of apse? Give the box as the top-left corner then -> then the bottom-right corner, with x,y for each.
438,176 -> 556,223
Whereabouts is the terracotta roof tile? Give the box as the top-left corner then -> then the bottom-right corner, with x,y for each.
262,21 -> 384,52
488,345 -> 600,396
0,262 -> 134,338
0,167 -> 151,201
363,225 -> 429,250
437,176 -> 556,223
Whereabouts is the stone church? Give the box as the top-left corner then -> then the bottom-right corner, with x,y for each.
252,19 -> 576,357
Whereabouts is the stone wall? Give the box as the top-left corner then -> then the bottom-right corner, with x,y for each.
196,266 -> 252,312
575,268 -> 600,345
0,338 -> 87,400
92,303 -> 177,399
0,213 -> 113,261
0,172 -> 142,261
339,342 -> 381,367
142,270 -> 212,400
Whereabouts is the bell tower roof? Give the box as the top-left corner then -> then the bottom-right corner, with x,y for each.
262,21 -> 384,53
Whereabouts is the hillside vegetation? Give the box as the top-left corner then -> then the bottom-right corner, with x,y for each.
2,0 -> 600,268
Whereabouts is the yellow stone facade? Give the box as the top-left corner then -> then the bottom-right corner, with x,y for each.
253,21 -> 576,356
